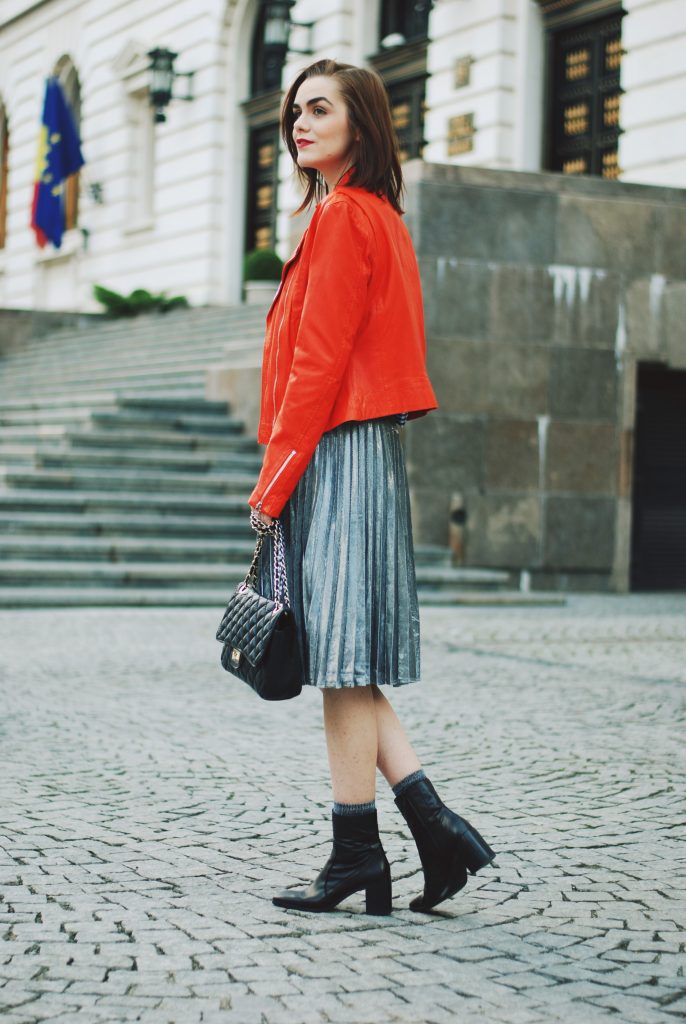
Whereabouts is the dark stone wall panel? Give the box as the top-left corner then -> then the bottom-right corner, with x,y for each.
549,348 -> 617,420
484,420 -> 540,491
466,494 -> 541,567
555,194 -> 661,277
658,204 -> 686,279
417,183 -> 557,264
425,337 -> 489,414
545,422 -> 619,495
405,413 -> 485,494
419,258 -> 492,341
544,497 -> 615,570
486,345 -> 550,418
491,266 -> 557,344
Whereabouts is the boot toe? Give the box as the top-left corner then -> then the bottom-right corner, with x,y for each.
272,888 -> 312,909
408,862 -> 469,912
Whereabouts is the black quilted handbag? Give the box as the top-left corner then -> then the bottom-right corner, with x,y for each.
216,518 -> 302,701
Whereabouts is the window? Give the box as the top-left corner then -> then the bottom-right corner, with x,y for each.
387,77 -> 427,162
250,3 -> 283,95
243,5 -> 287,254
0,102 -> 8,249
380,0 -> 432,45
545,10 -> 624,178
52,55 -> 81,227
372,1 -> 431,162
245,124 -> 279,251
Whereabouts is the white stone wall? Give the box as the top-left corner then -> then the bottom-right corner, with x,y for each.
0,0 -> 683,314
619,0 -> 686,186
0,0 -> 248,312
423,0 -> 544,171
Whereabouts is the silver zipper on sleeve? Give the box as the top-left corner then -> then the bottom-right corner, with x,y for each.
260,449 -> 297,504
272,270 -> 297,421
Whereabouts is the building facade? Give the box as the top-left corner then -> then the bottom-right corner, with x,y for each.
0,0 -> 684,313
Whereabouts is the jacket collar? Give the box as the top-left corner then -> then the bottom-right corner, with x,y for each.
332,165 -> 356,191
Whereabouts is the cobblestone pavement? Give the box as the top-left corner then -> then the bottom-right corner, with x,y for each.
1,595 -> 685,1024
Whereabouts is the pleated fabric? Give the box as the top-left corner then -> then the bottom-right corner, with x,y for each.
257,416 -> 421,688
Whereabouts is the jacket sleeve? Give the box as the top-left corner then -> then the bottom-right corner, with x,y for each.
248,198 -> 372,517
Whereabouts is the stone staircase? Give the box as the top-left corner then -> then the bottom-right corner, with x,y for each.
0,306 -> 558,607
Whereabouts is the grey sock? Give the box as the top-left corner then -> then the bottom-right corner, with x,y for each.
332,800 -> 376,816
392,768 -> 426,797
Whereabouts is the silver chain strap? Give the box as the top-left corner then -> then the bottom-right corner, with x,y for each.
246,507 -> 291,608
271,520 -> 291,608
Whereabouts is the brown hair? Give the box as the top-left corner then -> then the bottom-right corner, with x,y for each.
281,59 -> 404,215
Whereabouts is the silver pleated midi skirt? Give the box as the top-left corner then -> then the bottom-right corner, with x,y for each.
257,416 -> 421,688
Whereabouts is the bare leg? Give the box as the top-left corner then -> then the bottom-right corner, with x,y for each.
272,686 -> 392,915
322,687 -> 378,804
371,685 -> 422,787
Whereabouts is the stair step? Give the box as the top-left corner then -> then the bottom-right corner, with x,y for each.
414,544 -> 453,567
4,368 -> 208,391
4,381 -> 208,401
0,559 -> 264,586
2,467 -> 256,495
0,409 -> 98,427
89,410 -> 243,434
0,586 -> 247,607
0,426 -> 70,442
35,448 -> 262,473
0,489 -> 249,514
1,349 -> 237,381
117,395 -> 231,414
0,536 -> 256,563
415,565 -> 509,588
0,444 -> 43,464
64,429 -> 258,452
419,589 -> 567,607
0,510 -> 251,537
0,390 -> 205,413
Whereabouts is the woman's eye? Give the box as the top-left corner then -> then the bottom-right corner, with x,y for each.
313,107 -> 326,115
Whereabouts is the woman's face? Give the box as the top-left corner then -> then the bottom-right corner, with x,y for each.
291,75 -> 358,188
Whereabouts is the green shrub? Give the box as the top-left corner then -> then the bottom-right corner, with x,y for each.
93,284 -> 190,317
243,248 -> 283,282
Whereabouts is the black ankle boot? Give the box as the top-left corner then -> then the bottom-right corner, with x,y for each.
272,809 -> 392,915
394,776 -> 496,912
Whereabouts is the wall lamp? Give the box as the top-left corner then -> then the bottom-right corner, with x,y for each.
146,47 -> 196,123
264,0 -> 314,59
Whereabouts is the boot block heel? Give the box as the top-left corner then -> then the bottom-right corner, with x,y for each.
365,872 -> 392,915
461,823 -> 496,875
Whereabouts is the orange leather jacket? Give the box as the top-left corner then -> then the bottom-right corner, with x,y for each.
248,168 -> 438,517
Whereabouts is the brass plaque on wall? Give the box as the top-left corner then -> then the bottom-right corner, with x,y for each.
454,56 -> 474,89
448,113 -> 475,156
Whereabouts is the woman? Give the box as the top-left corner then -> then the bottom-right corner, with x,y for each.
249,59 -> 495,915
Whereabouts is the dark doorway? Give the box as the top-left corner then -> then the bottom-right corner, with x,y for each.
631,364 -> 686,590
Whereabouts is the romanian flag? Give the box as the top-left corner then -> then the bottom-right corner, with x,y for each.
30,77 -> 85,248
